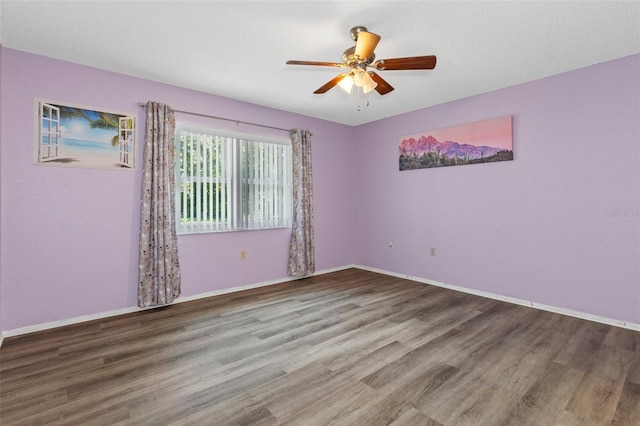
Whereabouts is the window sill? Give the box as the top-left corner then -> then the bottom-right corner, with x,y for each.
177,225 -> 291,236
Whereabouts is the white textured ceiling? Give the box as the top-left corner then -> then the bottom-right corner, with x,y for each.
1,1 -> 639,126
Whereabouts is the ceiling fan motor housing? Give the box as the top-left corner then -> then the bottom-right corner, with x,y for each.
342,46 -> 375,68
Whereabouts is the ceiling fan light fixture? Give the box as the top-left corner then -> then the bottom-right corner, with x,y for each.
337,74 -> 354,93
352,68 -> 377,93
352,68 -> 367,87
363,78 -> 378,94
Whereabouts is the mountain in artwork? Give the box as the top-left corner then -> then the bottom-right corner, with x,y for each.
398,133 -> 513,171
399,135 -> 503,160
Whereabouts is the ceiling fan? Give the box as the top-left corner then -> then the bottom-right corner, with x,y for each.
286,26 -> 437,96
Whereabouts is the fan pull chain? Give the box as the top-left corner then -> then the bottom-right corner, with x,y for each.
356,87 -> 371,112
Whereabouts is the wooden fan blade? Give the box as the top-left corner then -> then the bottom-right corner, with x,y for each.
373,55 -> 437,70
314,73 -> 351,94
369,72 -> 394,95
354,31 -> 381,60
286,60 -> 347,68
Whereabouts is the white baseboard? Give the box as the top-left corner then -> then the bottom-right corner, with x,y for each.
176,264 -> 353,304
2,306 -> 143,339
0,264 -> 355,339
356,265 -> 640,332
2,263 -> 637,340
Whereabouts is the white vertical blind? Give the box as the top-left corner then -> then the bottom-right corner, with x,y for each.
215,136 -> 222,228
239,140 -> 292,230
195,134 -> 202,226
207,136 -> 213,225
176,127 -> 291,234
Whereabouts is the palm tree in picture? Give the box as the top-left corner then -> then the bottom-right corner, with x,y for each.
58,106 -> 120,146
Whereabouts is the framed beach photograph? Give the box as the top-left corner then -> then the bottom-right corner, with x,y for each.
34,99 -> 135,170
399,115 -> 513,171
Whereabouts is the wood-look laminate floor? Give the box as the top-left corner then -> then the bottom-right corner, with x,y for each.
1,269 -> 639,425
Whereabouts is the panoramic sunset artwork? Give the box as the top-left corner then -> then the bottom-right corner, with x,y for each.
399,115 -> 513,171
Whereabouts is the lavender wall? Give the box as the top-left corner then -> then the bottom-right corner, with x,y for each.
1,47 -> 638,333
0,48 -> 355,331
354,54 -> 640,324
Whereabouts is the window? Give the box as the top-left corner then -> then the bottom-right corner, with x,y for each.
175,126 -> 292,234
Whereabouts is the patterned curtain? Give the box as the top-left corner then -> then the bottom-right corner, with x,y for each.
288,129 -> 315,277
138,101 -> 181,307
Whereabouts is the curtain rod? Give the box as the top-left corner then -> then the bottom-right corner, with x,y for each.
137,102 -> 291,133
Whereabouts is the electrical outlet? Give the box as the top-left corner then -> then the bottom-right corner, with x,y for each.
240,250 -> 246,260
388,241 -> 394,250
430,247 -> 436,256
